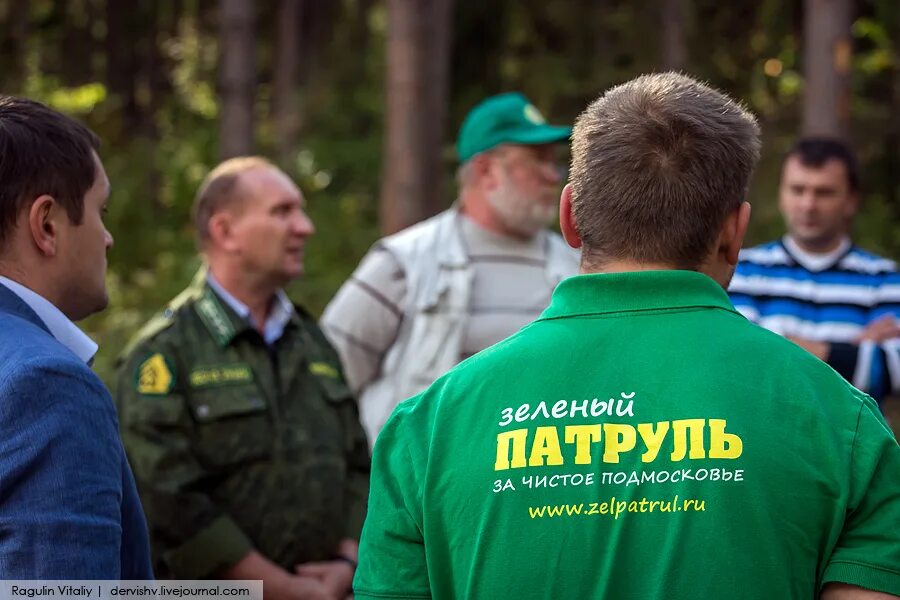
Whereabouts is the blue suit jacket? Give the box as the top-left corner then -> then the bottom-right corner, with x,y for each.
0,284 -> 153,579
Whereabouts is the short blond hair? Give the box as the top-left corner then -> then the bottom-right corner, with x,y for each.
192,156 -> 275,246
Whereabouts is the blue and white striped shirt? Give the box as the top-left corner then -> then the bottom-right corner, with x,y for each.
728,237 -> 900,400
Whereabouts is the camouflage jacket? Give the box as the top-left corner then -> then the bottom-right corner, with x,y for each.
115,268 -> 370,579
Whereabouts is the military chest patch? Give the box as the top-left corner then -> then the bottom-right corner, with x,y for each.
136,353 -> 175,395
189,364 -> 254,388
309,361 -> 339,379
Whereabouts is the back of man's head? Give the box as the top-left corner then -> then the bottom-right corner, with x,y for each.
569,73 -> 760,270
785,137 -> 859,193
0,96 -> 100,249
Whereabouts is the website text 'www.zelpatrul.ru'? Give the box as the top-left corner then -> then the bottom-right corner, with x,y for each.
528,495 -> 706,519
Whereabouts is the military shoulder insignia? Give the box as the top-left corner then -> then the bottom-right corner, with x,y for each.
309,361 -> 339,379
118,310 -> 176,361
136,353 -> 175,395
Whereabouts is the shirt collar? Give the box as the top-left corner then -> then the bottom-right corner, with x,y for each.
0,276 -> 98,364
206,273 -> 295,345
538,270 -> 737,321
782,236 -> 851,272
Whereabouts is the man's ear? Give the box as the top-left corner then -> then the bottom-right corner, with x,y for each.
723,201 -> 751,266
559,184 -> 582,250
28,195 -> 64,257
472,153 -> 498,190
207,211 -> 237,252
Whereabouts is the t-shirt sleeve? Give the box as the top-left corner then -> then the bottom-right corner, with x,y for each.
821,394 -> 900,595
353,404 -> 430,599
321,245 -> 407,396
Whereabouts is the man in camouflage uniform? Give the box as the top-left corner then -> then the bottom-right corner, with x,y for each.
116,157 -> 368,600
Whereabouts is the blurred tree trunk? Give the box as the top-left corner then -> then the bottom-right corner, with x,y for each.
380,0 -> 454,235
140,0 -> 166,209
802,0 -> 852,139
163,0 -> 184,38
105,0 -> 140,130
587,0 -> 612,87
352,0 -> 377,54
886,5 -> 900,212
297,1 -> 336,87
219,0 -> 256,159
271,0 -> 339,166
273,0 -> 302,166
58,0 -> 96,85
660,0 -> 688,70
3,0 -> 30,89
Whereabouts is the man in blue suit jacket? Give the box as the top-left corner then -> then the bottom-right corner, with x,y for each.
0,96 -> 152,578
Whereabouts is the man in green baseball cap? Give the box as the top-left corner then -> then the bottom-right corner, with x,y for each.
322,92 -> 578,447
455,92 -> 572,238
457,91 -> 572,162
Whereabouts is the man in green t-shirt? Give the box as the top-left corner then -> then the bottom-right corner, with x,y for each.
354,73 -> 900,599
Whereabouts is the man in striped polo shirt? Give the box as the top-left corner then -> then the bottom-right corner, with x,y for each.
322,93 -> 579,447
729,138 -> 900,402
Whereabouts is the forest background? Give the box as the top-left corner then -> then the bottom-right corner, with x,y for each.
0,0 -> 896,383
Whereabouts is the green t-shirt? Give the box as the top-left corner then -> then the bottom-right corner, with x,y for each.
354,271 -> 900,599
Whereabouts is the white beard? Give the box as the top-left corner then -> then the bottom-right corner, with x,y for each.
486,175 -> 556,238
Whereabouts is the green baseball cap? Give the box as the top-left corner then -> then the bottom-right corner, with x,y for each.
457,92 -> 572,163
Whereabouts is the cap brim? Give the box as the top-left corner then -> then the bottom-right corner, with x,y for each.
505,124 -> 573,146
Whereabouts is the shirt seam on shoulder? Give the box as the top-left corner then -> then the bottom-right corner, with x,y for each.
847,398 -> 864,500
130,317 -> 183,352
403,431 -> 426,532
373,243 -> 406,271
